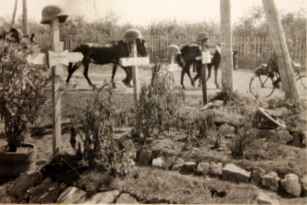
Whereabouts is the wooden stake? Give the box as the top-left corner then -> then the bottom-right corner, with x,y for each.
261,0 -> 300,103
220,0 -> 233,93
131,41 -> 140,131
201,41 -> 208,105
50,17 -> 62,155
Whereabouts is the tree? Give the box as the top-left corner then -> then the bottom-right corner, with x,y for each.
11,0 -> 18,26
22,0 -> 28,34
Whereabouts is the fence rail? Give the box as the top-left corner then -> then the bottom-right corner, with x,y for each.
35,33 -> 306,68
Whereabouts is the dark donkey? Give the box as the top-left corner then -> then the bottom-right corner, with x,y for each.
176,42 -> 238,89
66,38 -> 148,89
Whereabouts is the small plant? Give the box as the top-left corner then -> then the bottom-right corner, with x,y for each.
137,71 -> 184,144
69,87 -> 136,177
0,41 -> 49,152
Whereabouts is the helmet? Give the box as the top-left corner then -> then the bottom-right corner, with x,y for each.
124,29 -> 143,42
167,45 -> 180,56
41,5 -> 69,24
195,32 -> 209,42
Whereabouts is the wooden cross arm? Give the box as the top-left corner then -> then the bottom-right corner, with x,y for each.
26,50 -> 83,66
120,57 -> 149,66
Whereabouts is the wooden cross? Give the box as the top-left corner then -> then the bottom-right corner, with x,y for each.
26,11 -> 82,155
201,42 -> 211,105
119,41 -> 149,132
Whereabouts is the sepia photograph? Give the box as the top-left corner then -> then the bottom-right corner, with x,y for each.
0,0 -> 306,204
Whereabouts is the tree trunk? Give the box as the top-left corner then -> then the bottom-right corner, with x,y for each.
11,0 -> 18,26
261,0 -> 300,103
22,0 -> 28,35
220,0 -> 233,93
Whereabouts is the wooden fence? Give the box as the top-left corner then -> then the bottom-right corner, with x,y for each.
35,33 -> 306,68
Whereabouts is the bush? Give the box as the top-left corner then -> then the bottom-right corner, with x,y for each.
0,41 -> 50,152
138,71 -> 184,143
69,87 -> 136,176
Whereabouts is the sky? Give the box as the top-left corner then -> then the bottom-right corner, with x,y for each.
0,0 -> 306,26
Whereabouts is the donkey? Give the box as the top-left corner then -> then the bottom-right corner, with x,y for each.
66,39 -> 148,89
176,42 -> 238,89
1,27 -> 37,61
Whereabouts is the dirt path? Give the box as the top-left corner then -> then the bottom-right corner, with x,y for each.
61,65 -> 287,101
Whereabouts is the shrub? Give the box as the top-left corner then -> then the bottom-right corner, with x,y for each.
69,86 -> 136,176
0,41 -> 50,152
137,71 -> 184,143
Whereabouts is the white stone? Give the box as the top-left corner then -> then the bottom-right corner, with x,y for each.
196,162 -> 210,175
256,192 -> 280,205
152,157 -> 165,168
262,171 -> 280,191
84,190 -> 120,204
281,173 -> 302,197
56,186 -> 87,204
209,162 -> 223,176
222,163 -> 251,182
116,193 -> 139,204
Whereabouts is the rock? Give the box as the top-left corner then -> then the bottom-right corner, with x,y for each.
300,175 -> 307,196
256,192 -> 280,205
280,174 -> 302,197
196,162 -> 210,175
59,182 -> 67,191
16,192 -> 29,203
251,167 -> 265,186
137,150 -> 152,165
116,193 -> 139,204
29,182 -> 60,203
276,130 -> 293,144
84,190 -> 120,204
7,170 -> 43,197
219,123 -> 236,138
209,162 -> 223,176
152,157 -> 165,168
222,163 -> 251,182
262,171 -> 280,191
171,157 -> 185,170
56,186 -> 87,204
179,162 -> 196,175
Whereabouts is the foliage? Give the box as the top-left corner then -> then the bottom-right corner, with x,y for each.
69,86 -> 136,176
0,41 -> 50,152
137,71 -> 184,143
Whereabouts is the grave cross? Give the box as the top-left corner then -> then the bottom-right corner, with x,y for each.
194,32 -> 211,105
119,29 -> 149,132
26,5 -> 82,155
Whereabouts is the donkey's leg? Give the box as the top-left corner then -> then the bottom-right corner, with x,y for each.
206,64 -> 212,81
214,63 -> 220,89
181,67 -> 187,89
193,64 -> 202,87
122,66 -> 133,87
186,63 -> 195,87
83,60 -> 95,89
111,64 -> 118,88
66,62 -> 82,83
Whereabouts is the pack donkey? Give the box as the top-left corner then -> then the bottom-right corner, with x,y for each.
65,38 -> 148,89
176,42 -> 238,89
1,26 -> 37,61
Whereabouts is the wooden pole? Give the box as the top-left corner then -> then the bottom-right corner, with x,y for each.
131,40 -> 140,131
201,41 -> 208,105
261,0 -> 300,103
50,17 -> 62,155
220,0 -> 233,93
22,0 -> 28,35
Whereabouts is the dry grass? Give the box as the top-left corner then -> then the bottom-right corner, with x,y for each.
110,166 -> 259,204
